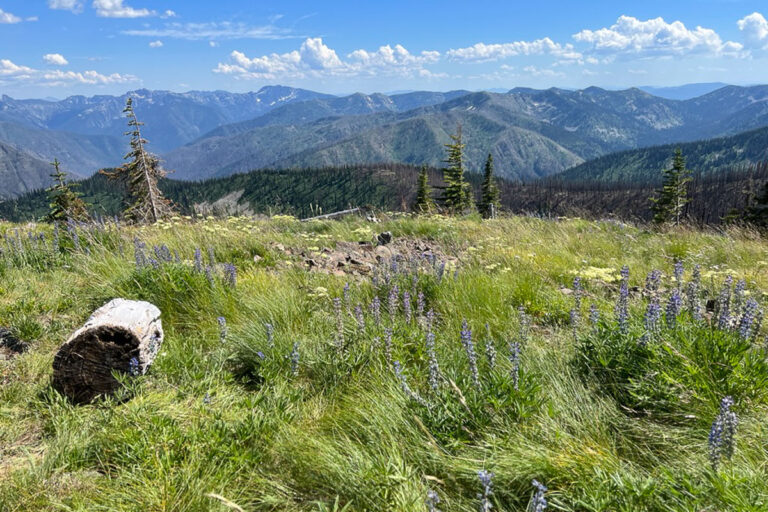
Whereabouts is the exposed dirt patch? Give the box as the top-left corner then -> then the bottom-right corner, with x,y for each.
0,327 -> 28,361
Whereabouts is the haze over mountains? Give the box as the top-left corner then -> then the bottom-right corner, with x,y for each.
2,83 -> 768,200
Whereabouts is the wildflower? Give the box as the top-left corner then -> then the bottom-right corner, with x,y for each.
709,396 -> 738,471
687,264 -> 702,321
531,479 -> 548,512
333,298 -> 344,349
674,260 -> 684,290
717,276 -> 733,330
436,261 -> 446,283
384,328 -> 393,365
208,247 -> 216,266
223,263 -> 237,288
665,289 -> 682,329
426,329 -> 441,391
290,341 -> 300,376
204,265 -> 215,287
393,360 -> 428,407
484,323 -> 497,371
217,316 -> 227,343
370,296 -> 381,326
194,248 -> 203,273
573,276 -> 583,312
133,237 -> 148,268
354,304 -> 365,330
509,341 -> 521,391
477,470 -> 494,512
643,300 -> 661,343
615,265 -> 630,334
644,269 -> 662,296
426,489 -> 441,512
461,320 -> 481,389
388,285 -> 399,324
417,292 -> 426,319
203,392 -> 211,405
589,303 -> 599,327
128,357 -> 140,376
518,306 -> 531,344
426,309 -> 436,333
733,279 -> 747,315
738,299 -> 759,340
403,291 -> 412,323
343,282 -> 351,309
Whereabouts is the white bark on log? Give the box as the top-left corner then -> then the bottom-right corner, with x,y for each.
52,298 -> 164,403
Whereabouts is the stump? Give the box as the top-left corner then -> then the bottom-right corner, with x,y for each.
52,299 -> 164,404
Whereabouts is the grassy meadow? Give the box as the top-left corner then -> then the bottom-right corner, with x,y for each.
1,213 -> 767,511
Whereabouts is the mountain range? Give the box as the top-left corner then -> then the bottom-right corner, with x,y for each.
2,83 -> 768,199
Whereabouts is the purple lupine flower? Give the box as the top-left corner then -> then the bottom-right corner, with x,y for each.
616,265 -> 630,334
436,261 -> 446,283
644,300 -> 661,336
393,360 -> 428,407
531,479 -> 548,512
518,306 -> 530,344
370,296 -> 381,326
354,304 -> 365,330
674,260 -> 684,290
477,470 -> 494,512
589,303 -> 600,327
709,396 -> 738,471
666,290 -> 682,329
217,316 -> 227,343
133,237 -> 147,268
644,269 -> 662,296
687,264 -> 702,321
509,341 -> 521,391
461,320 -> 481,389
204,266 -> 215,286
194,248 -> 203,273
485,323 -> 497,371
290,341 -> 300,376
717,276 -> 733,330
426,490 -> 441,512
223,263 -> 237,288
403,291 -> 412,323
426,329 -> 441,391
573,276 -> 583,312
343,282 -> 351,310
128,357 -> 140,376
738,299 -> 759,340
388,284 -> 399,324
733,279 -> 747,316
384,328 -> 393,365
417,292 -> 426,319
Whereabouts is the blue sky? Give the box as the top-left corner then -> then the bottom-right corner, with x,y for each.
1,0 -> 768,98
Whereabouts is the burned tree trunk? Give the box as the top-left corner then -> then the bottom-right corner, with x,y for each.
52,299 -> 164,404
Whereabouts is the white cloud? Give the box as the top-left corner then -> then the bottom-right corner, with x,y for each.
92,0 -> 154,18
161,9 -> 176,18
573,15 -> 743,57
149,40 -> 163,48
215,37 -> 441,79
0,8 -> 21,23
42,69 -> 138,85
209,41 -> 219,47
48,0 -> 83,13
43,53 -> 69,66
447,38 -> 581,62
123,21 -> 294,40
522,65 -> 565,78
0,59 -> 35,77
738,12 -> 768,50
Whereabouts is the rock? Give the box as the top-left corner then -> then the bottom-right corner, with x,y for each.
377,232 -> 393,245
253,254 -> 263,263
0,328 -> 28,355
374,245 -> 392,260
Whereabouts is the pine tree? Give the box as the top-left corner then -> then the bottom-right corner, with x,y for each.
414,165 -> 435,213
478,153 -> 500,218
441,125 -> 474,212
102,98 -> 174,223
45,158 -> 89,222
650,148 -> 692,226
745,179 -> 768,228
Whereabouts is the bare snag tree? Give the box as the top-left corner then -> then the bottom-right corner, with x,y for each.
102,98 -> 174,223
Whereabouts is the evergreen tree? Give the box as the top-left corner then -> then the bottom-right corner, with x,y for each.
45,158 -> 88,222
745,179 -> 768,228
414,165 -> 435,213
102,98 -> 174,223
441,125 -> 474,212
650,148 -> 692,226
478,153 -> 500,218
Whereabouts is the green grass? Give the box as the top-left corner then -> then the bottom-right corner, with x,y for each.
1,214 -> 767,511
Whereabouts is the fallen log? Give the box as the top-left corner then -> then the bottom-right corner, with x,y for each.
52,298 -> 164,404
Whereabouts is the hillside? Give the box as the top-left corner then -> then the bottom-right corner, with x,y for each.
0,142 -> 63,200
558,125 -> 768,183
1,216 -> 767,510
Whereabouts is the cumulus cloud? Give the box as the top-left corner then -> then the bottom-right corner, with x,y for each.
0,8 -> 21,23
215,37 -> 441,79
0,59 -> 35,77
42,69 -> 138,85
447,38 -> 581,62
149,40 -> 163,48
738,12 -> 768,50
43,53 -> 69,66
48,0 -> 84,13
573,15 -> 743,57
92,0 -> 154,18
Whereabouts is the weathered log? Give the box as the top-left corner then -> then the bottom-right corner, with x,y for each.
52,299 -> 163,404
